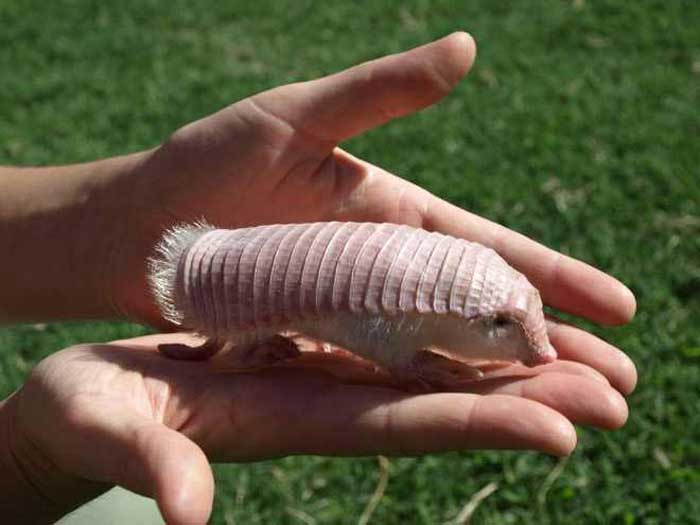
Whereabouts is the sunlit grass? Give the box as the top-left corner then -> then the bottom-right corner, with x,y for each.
1,0 -> 698,522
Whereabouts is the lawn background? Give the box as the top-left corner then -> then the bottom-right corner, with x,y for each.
1,0 -> 699,523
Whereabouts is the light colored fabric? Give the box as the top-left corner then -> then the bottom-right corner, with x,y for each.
56,486 -> 163,525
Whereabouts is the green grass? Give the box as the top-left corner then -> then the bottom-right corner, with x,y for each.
1,0 -> 699,523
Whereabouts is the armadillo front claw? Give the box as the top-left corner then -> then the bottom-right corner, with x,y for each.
393,350 -> 485,391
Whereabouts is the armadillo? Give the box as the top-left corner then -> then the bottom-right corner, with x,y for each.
148,222 -> 557,387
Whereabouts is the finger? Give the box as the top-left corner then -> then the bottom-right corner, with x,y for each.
326,153 -> 636,325
466,372 -> 629,429
545,316 -> 638,395
58,403 -> 214,525
184,370 -> 576,458
482,359 -> 611,386
424,190 -> 637,325
120,420 -> 213,525
111,332 -> 207,348
426,192 -> 635,325
249,32 -> 476,144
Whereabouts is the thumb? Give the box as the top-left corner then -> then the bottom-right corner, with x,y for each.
249,31 -> 476,144
64,407 -> 215,525
116,420 -> 214,525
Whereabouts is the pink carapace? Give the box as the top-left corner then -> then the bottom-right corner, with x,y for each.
149,222 -> 557,386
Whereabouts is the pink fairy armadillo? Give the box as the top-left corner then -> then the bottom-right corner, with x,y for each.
148,222 -> 557,386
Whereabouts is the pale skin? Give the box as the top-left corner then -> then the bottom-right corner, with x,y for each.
0,33 -> 637,524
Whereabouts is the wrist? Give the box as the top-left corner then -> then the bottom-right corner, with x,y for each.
95,145 -> 179,326
0,391 -> 109,523
0,391 -> 71,522
0,392 -> 54,522
0,150 -> 152,323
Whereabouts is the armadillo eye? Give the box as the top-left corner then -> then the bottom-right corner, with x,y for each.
493,316 -> 511,328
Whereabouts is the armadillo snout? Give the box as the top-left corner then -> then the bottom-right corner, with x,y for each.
502,275 -> 556,366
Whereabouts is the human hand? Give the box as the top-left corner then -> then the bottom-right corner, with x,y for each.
101,32 -> 635,332
1,331 -> 631,524
0,32 -> 636,341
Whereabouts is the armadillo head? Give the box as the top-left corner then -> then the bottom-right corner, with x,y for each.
506,273 -> 557,366
467,271 -> 557,367
431,253 -> 557,367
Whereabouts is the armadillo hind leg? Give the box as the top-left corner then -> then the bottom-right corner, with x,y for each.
225,334 -> 302,369
390,349 -> 485,391
158,338 -> 226,361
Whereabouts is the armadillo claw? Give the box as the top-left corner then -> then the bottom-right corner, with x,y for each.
391,349 -> 485,391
